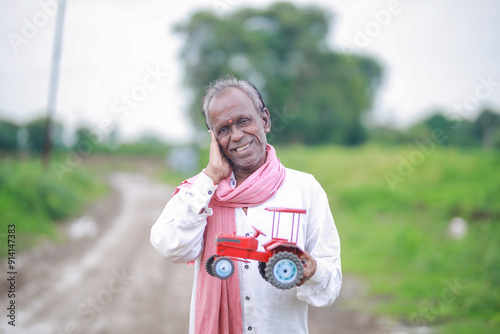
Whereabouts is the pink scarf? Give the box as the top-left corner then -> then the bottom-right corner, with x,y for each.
175,144 -> 286,334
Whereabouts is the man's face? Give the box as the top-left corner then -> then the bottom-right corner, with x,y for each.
207,88 -> 271,176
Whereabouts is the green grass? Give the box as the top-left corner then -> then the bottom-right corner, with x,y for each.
276,144 -> 500,332
0,156 -> 107,251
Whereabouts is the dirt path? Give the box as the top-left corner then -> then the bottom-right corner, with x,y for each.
0,172 -> 420,334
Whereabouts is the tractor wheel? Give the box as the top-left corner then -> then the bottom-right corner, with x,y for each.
205,255 -> 217,277
265,251 -> 303,290
212,257 -> 235,280
258,262 -> 268,281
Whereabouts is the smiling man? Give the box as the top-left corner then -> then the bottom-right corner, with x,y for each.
150,76 -> 342,334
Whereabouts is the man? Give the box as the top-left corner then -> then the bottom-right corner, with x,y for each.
150,76 -> 341,334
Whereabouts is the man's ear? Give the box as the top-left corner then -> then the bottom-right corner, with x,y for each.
262,108 -> 271,133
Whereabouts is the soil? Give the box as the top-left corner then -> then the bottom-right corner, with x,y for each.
0,169 -> 425,334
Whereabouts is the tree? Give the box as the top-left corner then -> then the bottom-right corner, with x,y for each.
25,117 -> 63,153
406,112 -> 478,147
174,2 -> 382,145
404,109 -> 500,149
472,109 -> 500,149
0,120 -> 20,151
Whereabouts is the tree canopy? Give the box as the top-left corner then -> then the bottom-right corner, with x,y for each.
174,2 -> 382,145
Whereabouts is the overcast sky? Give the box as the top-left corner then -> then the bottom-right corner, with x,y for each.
1,0 -> 499,144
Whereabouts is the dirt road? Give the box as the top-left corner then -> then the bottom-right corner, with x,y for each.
0,172 -> 419,334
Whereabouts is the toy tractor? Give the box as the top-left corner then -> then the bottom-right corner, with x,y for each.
205,207 -> 306,290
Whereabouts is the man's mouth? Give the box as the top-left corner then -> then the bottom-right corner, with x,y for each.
234,142 -> 251,152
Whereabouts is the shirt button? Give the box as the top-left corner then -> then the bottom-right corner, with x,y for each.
245,233 -> 250,236
245,296 -> 250,300
208,190 -> 212,195
248,326 -> 252,331
245,264 -> 249,269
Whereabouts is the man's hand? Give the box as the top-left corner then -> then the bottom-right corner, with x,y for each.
297,251 -> 317,286
204,130 -> 232,185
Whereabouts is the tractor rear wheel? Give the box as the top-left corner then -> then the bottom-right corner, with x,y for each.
265,251 -> 303,290
212,257 -> 235,280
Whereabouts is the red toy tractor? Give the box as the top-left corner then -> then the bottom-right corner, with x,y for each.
205,207 -> 306,290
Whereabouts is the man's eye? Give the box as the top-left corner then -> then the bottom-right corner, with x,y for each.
218,127 -> 228,135
239,118 -> 250,125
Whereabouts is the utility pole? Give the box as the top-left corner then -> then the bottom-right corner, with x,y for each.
42,0 -> 67,165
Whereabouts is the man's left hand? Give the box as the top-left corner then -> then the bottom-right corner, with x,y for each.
297,251 -> 317,286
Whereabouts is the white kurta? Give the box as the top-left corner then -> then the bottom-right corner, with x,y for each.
151,168 -> 342,334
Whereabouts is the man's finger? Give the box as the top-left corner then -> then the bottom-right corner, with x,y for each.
208,130 -> 217,148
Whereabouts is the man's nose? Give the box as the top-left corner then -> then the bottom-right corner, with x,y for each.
231,126 -> 244,141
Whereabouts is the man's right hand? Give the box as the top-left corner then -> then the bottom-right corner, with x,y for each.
204,130 -> 231,185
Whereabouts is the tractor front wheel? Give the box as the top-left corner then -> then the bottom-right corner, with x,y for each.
212,257 -> 235,280
266,251 -> 303,290
258,262 -> 268,281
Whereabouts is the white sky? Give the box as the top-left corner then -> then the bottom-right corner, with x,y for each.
0,0 -> 499,144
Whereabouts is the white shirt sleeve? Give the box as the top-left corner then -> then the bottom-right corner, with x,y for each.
150,172 -> 217,263
296,177 -> 342,307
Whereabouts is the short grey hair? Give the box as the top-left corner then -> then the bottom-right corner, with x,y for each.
201,75 -> 266,129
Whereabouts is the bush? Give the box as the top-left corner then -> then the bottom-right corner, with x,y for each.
0,158 -> 106,249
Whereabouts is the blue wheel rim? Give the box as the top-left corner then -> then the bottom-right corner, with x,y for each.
215,259 -> 232,277
273,258 -> 298,283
